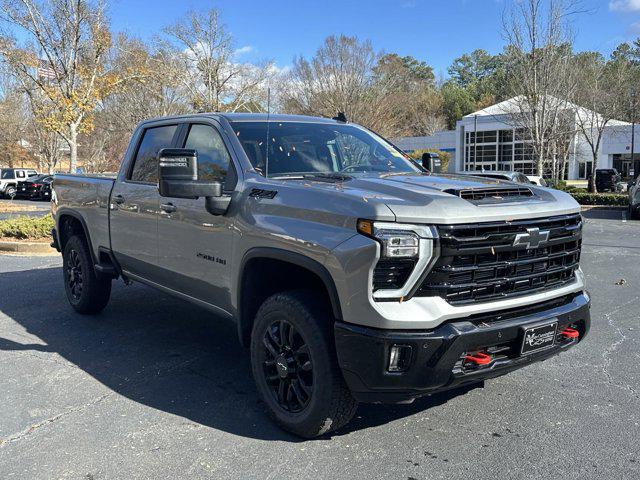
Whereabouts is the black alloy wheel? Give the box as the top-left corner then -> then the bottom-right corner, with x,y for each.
66,248 -> 84,301
262,319 -> 313,413
62,235 -> 112,314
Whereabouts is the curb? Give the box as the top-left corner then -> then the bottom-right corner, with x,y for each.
0,240 -> 56,254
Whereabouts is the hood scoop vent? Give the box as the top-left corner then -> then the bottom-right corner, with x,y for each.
444,186 -> 534,204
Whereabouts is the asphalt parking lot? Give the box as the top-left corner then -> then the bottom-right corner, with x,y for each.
0,211 -> 639,479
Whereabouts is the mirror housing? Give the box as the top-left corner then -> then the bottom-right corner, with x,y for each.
157,148 -> 230,215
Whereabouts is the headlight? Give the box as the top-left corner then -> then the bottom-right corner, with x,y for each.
357,219 -> 439,299
376,230 -> 419,258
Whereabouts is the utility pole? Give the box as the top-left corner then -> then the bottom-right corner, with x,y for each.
474,115 -> 478,171
631,90 -> 638,179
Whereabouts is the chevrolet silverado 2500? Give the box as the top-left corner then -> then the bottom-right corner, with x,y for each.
51,113 -> 590,437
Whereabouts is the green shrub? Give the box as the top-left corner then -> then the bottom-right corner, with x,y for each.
569,192 -> 628,206
547,179 -> 568,191
0,215 -> 55,240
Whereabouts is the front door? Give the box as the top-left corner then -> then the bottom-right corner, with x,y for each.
156,121 -> 237,313
110,124 -> 179,278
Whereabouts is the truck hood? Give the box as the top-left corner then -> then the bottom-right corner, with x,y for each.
292,173 -> 581,224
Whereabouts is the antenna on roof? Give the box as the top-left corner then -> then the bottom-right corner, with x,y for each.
333,112 -> 347,123
265,87 -> 271,178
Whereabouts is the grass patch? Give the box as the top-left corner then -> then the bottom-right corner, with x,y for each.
0,215 -> 54,240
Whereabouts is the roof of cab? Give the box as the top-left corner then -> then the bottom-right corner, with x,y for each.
142,112 -> 343,125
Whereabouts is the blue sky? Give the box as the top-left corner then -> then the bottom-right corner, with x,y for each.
109,0 -> 640,77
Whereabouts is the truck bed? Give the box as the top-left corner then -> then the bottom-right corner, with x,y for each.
52,174 -> 116,260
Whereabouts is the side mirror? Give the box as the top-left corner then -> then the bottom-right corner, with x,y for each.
421,153 -> 430,170
157,148 -> 230,215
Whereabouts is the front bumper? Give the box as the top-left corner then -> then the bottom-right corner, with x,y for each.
335,291 -> 590,403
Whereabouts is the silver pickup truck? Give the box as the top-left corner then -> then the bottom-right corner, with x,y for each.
51,113 -> 590,437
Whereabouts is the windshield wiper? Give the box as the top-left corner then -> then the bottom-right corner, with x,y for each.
268,172 -> 353,182
302,172 -> 353,182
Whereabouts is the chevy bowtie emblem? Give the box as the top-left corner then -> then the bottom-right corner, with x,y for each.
513,227 -> 550,249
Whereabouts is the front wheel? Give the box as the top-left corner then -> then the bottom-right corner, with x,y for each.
250,290 -> 357,438
5,186 -> 16,198
62,235 -> 112,314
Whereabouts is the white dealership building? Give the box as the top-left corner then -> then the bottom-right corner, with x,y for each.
394,96 -> 640,180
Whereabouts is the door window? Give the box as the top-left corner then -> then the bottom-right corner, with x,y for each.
16,170 -> 25,178
183,124 -> 232,185
129,125 -> 178,183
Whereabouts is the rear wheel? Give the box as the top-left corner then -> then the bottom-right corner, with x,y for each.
62,235 -> 112,314
250,290 -> 357,438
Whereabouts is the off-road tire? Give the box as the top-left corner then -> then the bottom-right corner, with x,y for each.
5,186 -> 16,198
250,290 -> 357,438
62,235 -> 111,314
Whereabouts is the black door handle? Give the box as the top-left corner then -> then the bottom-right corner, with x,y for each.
160,202 -> 177,213
113,194 -> 125,204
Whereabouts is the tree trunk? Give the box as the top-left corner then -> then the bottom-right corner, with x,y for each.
69,124 -> 78,173
588,152 -> 598,194
536,151 -> 544,177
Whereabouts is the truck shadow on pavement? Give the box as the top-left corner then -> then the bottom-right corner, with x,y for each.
0,266 -> 479,441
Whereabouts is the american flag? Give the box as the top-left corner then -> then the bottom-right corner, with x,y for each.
37,60 -> 57,81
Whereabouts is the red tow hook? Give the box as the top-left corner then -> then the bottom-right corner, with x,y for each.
560,327 -> 579,339
465,352 -> 492,366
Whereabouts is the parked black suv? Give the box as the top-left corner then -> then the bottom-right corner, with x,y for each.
595,169 -> 621,192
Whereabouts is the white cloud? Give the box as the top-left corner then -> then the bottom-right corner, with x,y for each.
629,20 -> 640,34
609,0 -> 640,12
267,64 -> 291,76
234,45 -> 254,56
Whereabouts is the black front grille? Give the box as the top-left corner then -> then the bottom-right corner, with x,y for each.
417,214 -> 582,305
373,259 -> 416,291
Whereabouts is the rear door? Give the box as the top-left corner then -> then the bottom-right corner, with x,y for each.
110,123 -> 180,278
156,120 -> 238,312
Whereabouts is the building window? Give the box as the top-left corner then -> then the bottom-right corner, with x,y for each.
464,127 -> 539,174
499,130 -> 513,143
578,161 -> 593,179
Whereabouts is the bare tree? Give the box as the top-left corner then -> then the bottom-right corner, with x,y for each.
0,0 -> 131,172
0,76 -> 29,167
374,53 -> 445,136
281,35 -> 398,135
501,0 -> 579,176
163,8 -> 274,112
572,53 -> 628,192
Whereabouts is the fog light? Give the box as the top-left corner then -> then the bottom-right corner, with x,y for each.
388,344 -> 412,372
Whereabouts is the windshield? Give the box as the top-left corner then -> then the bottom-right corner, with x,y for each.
1,170 -> 15,180
229,121 -> 420,177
